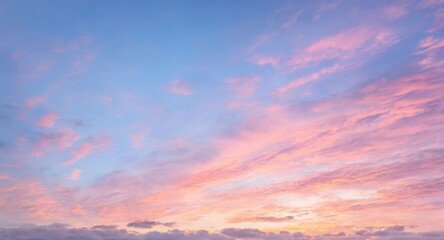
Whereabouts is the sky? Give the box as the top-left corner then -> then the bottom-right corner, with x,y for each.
0,0 -> 444,239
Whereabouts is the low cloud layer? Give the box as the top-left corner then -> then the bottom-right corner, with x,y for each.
0,224 -> 443,240
127,220 -> 176,229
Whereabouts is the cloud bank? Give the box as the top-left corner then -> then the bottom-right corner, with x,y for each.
0,224 -> 443,240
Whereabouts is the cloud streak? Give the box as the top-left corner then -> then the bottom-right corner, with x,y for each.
65,136 -> 111,165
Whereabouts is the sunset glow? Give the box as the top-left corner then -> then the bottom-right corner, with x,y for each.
1,0 -> 444,239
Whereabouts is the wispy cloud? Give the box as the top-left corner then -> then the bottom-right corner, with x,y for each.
382,4 -> 409,20
65,136 -> 111,165
53,36 -> 92,53
285,26 -> 398,72
29,129 -> 80,157
313,1 -> 339,20
274,64 -> 343,95
250,55 -> 279,68
26,96 -> 47,108
226,76 -> 262,98
167,80 -> 193,96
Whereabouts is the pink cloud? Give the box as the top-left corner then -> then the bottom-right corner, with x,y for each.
26,96 -> 47,108
286,26 -> 398,72
419,0 -> 444,8
124,67 -> 444,226
417,36 -> 444,51
31,129 -> 80,157
2,5 -> 443,232
250,55 -> 279,68
70,169 -> 82,180
56,129 -> 80,150
0,181 -> 64,221
7,59 -> 444,228
167,80 -> 193,96
71,204 -> 85,214
65,142 -> 93,165
276,151 -> 443,195
381,177 -> 444,201
382,4 -> 408,20
226,76 -> 262,98
0,174 -> 11,181
36,113 -> 59,128
274,64 -> 343,95
65,136 -> 112,165
247,32 -> 277,52
416,36 -> 444,69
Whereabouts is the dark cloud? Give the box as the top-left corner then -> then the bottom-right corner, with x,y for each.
220,228 -> 310,240
163,222 -> 177,228
0,224 -> 443,240
252,215 -> 294,222
355,225 -> 414,238
319,232 -> 346,238
144,229 -> 231,240
384,225 -> 405,232
0,224 -> 139,240
127,220 -> 176,229
127,220 -> 162,229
